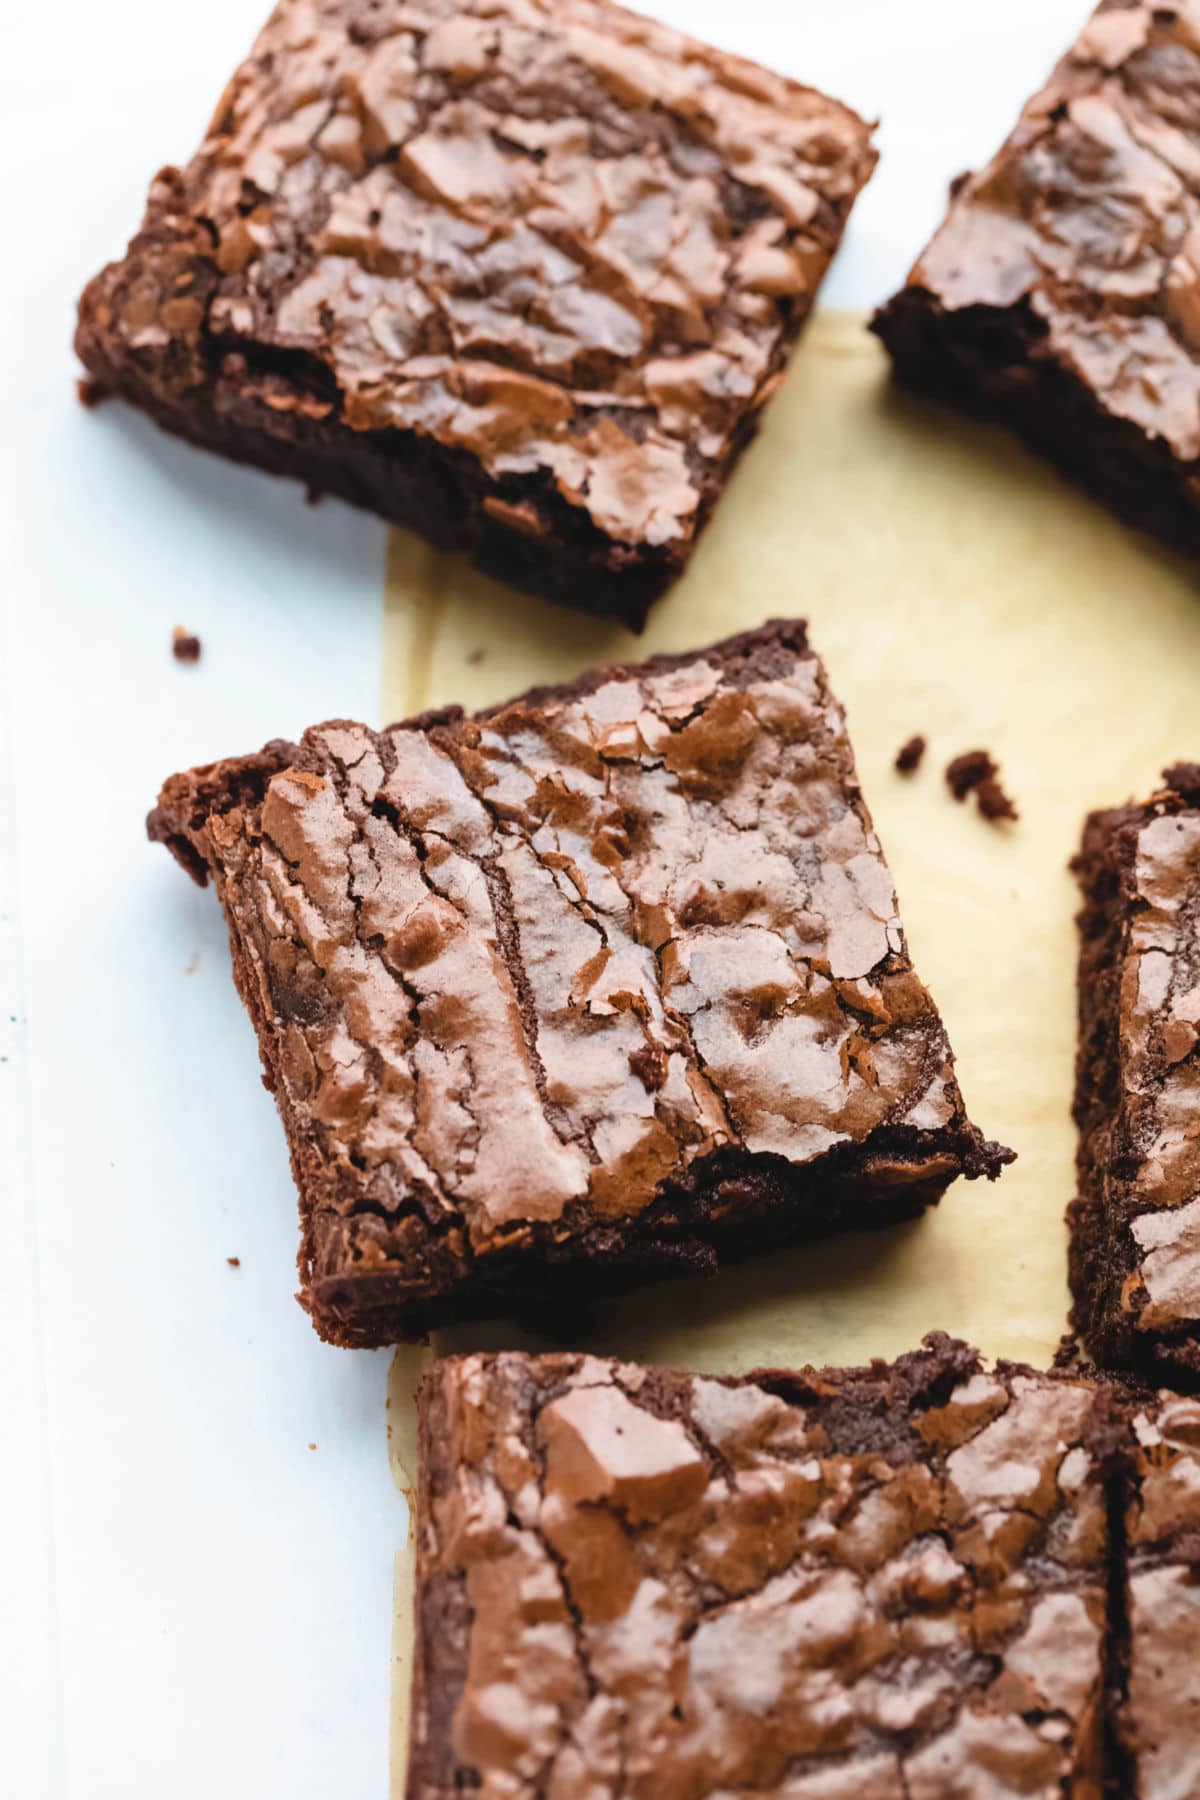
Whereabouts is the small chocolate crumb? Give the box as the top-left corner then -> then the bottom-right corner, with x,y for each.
946,749 -> 1018,824
77,376 -> 111,409
172,627 -> 202,663
976,775 -> 1019,823
629,1040 -> 668,1093
466,648 -> 486,666
308,1442 -> 317,1451
227,1256 -> 241,1268
946,749 -> 994,801
895,734 -> 927,776
1164,762 -> 1200,805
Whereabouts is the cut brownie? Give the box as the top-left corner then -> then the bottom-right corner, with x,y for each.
1070,765 -> 1200,1383
1120,1390 -> 1200,1797
407,1336 -> 1116,1797
75,0 -> 877,629
873,2 -> 1200,564
148,621 -> 1010,1346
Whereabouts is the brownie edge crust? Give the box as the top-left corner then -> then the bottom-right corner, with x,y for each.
76,0 -> 877,628
150,621 -> 1010,1346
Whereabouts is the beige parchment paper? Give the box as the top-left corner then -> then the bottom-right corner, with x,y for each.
383,309 -> 1200,1788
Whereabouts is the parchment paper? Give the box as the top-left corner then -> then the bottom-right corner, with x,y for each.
382,310 -> 1200,1788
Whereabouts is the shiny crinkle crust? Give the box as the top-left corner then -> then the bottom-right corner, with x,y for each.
409,1338 -> 1112,1798
874,2 -> 1200,557
149,624 -> 1005,1338
77,0 -> 876,562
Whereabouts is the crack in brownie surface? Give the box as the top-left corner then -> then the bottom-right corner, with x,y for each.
873,1 -> 1200,561
408,1337 -> 1114,1798
1070,768 -> 1200,1384
75,0 -> 876,624
150,623 -> 1008,1343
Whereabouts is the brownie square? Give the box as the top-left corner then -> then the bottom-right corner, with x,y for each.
407,1336 -> 1114,1797
149,620 -> 1009,1346
1120,1390 -> 1200,1797
1069,765 -> 1200,1383
873,2 -> 1200,564
75,0 -> 876,629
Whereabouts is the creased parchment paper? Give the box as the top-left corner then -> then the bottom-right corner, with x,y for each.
383,310 -> 1200,1790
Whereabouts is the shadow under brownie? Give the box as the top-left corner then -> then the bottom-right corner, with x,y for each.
76,0 -> 877,628
149,620 -> 1009,1345
873,1 -> 1200,567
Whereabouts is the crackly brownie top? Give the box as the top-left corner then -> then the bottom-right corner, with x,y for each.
900,0 -> 1200,461
1125,1393 -> 1200,1795
152,624 -> 988,1268
1106,775 -> 1200,1342
93,0 -> 874,552
412,1337 -> 1110,1797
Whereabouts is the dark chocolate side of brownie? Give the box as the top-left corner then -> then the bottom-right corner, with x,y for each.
76,266 -> 707,633
872,290 -> 1200,565
1069,780 -> 1200,1387
407,1335 -> 1126,1798
151,620 -> 1010,1346
311,1147 -> 969,1345
1068,801 -> 1146,1375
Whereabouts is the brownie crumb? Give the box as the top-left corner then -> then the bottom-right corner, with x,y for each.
1164,762 -> 1200,805
76,376 -> 110,409
172,627 -> 202,663
946,749 -> 994,801
946,749 -> 1018,823
895,734 -> 927,775
226,1256 -> 240,1267
977,776 -> 1019,822
466,648 -> 486,667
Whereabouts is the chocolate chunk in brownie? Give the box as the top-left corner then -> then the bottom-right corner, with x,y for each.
1069,767 -> 1200,1383
1119,1390 -> 1200,1797
75,0 -> 877,630
148,620 -> 1010,1345
873,2 -> 1200,565
407,1335 -> 1115,1798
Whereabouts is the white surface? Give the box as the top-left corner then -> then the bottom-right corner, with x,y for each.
1,2 -> 1089,1794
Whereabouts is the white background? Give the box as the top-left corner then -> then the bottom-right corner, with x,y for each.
1,2 -> 1091,1794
